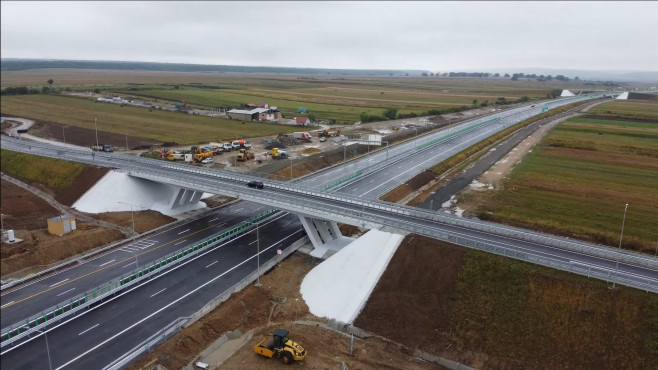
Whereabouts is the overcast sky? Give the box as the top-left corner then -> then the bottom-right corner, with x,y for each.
2,1 -> 657,72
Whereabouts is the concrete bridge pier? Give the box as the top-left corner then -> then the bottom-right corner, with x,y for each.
169,188 -> 205,209
298,215 -> 353,258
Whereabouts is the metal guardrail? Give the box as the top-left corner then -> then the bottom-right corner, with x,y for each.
101,316 -> 190,370
0,209 -> 280,348
0,206 -> 228,291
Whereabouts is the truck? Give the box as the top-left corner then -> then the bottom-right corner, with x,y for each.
238,140 -> 252,149
292,132 -> 312,141
191,146 -> 213,163
91,144 -> 114,152
231,140 -> 242,151
174,100 -> 187,109
223,143 -> 233,152
253,328 -> 306,364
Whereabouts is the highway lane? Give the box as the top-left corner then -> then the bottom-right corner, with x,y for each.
1,213 -> 305,369
0,201 -> 269,328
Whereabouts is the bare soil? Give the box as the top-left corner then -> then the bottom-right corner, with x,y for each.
129,253 -> 445,370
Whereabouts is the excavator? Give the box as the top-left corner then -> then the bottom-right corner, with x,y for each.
316,128 -> 341,138
191,145 -> 213,163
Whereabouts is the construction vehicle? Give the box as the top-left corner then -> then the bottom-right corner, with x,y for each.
270,147 -> 289,159
253,328 -> 306,364
191,145 -> 213,163
316,128 -> 341,138
236,148 -> 255,161
91,144 -> 114,152
292,132 -> 312,141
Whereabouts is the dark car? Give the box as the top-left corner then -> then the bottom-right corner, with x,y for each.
247,181 -> 264,189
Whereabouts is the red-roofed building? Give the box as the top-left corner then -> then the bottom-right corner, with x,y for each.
257,102 -> 269,108
295,117 -> 311,126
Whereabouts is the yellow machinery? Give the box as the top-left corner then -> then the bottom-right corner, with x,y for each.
316,128 -> 341,137
270,147 -> 289,160
236,148 -> 255,161
191,146 -> 212,163
253,328 -> 306,364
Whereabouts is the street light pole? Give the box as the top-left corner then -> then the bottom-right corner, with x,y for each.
118,201 -> 139,267
62,127 -> 66,144
94,117 -> 99,147
256,220 -> 260,285
290,157 -> 293,180
612,203 -> 629,289
125,132 -> 129,151
34,329 -> 52,370
415,127 -> 418,148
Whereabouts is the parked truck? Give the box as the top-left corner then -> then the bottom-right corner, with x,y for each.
292,132 -> 312,141
270,148 -> 289,159
91,144 -> 114,152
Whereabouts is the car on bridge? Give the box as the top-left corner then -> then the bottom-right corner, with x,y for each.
247,181 -> 264,189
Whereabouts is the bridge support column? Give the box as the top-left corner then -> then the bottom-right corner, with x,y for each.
298,215 -> 353,258
169,188 -> 205,209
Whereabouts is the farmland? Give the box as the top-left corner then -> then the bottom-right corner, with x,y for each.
1,69 -> 592,125
463,99 -> 658,254
0,94 -> 300,145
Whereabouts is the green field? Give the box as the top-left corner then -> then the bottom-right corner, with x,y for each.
470,116 -> 658,254
2,69 -> 589,124
589,99 -> 658,120
1,149 -> 87,191
0,95 -> 302,144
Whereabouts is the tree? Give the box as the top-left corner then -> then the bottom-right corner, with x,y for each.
421,72 -> 428,77
308,114 -> 316,122
383,107 -> 398,120
480,100 -> 489,107
493,73 -> 500,77
472,99 -> 478,107
360,112 -> 370,123
47,79 -> 53,85
504,73 -> 510,78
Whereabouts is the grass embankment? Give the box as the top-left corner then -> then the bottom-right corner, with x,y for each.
468,101 -> 658,254
1,149 -> 86,192
0,94 -> 301,144
357,236 -> 658,369
590,99 -> 658,120
431,100 -> 589,176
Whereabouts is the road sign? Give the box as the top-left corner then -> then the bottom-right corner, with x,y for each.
276,249 -> 282,255
542,107 -> 549,113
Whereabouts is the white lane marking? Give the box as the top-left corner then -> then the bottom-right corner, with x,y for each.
205,261 -> 218,269
49,279 -> 69,287
368,180 -> 375,184
174,239 -> 187,246
78,324 -> 99,336
123,263 -> 135,268
248,240 -> 257,245
150,288 -> 166,298
208,218 -> 218,222
234,208 -> 244,212
1,301 -> 15,308
99,259 -> 116,267
49,226 -> 303,370
56,288 -> 76,297
177,229 -> 190,235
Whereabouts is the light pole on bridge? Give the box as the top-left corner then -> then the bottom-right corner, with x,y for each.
611,203 -> 629,289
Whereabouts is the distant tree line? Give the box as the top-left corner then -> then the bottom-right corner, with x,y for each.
1,78 -> 73,95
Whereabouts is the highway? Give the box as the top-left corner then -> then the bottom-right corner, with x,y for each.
0,201 -> 270,327
4,93 -> 656,369
1,211 -> 305,369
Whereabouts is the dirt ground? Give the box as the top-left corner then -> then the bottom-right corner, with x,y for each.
0,175 -> 175,278
130,253 -> 445,370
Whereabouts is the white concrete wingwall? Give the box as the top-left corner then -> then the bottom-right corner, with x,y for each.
300,229 -> 404,324
72,171 -> 212,216
616,92 -> 629,100
560,89 -> 576,97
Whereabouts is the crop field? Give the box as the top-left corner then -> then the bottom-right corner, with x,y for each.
0,95 -> 300,144
470,115 -> 658,254
2,69 -> 594,124
589,99 -> 658,120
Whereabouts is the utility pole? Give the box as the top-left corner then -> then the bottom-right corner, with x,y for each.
62,127 -> 66,144
94,117 -> 99,147
256,220 -> 261,285
612,203 -> 629,289
125,132 -> 129,151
